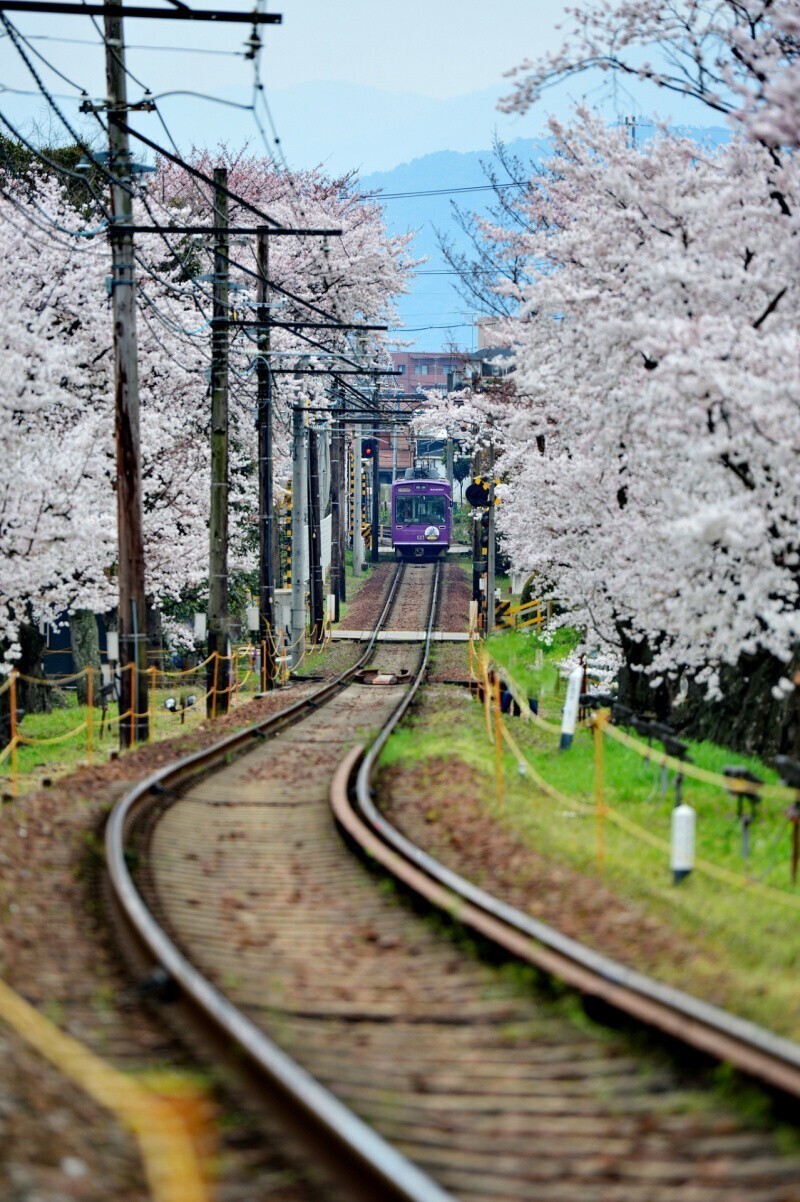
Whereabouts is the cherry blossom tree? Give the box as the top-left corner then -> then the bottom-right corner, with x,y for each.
404,1 -> 800,752
416,105 -> 800,752
0,149 -> 414,682
0,175 -> 115,679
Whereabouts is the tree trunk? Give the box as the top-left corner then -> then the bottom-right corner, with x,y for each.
614,624 -> 673,720
14,621 -> 51,714
675,646 -> 800,760
69,610 -> 101,704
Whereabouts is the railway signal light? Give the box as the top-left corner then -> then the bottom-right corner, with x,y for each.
361,438 -> 378,460
465,479 -> 490,507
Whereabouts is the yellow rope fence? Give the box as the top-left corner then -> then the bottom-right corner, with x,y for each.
478,650 -> 800,910
0,978 -> 209,1202
0,636 -> 304,795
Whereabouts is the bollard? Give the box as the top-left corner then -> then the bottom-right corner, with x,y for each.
559,665 -> 583,750
671,802 -> 696,884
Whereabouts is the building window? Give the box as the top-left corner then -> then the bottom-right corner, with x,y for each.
414,363 -> 429,375
396,364 -> 405,374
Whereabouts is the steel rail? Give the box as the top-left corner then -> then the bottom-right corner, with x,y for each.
341,636 -> 800,1103
105,559 -> 454,1202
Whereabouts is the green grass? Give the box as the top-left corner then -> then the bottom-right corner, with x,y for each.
0,673 -> 261,794
486,626 -> 582,700
381,627 -> 800,1039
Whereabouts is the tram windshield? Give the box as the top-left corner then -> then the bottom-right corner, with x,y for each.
394,495 -> 447,526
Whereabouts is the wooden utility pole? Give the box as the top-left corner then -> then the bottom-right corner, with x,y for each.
104,1 -> 148,746
308,425 -> 324,644
207,166 -> 230,716
257,229 -> 275,690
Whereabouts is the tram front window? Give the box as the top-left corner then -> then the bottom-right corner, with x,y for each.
395,496 -> 447,525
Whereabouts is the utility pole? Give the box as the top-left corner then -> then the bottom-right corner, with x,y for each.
339,424 -> 347,603
207,165 -> 229,716
391,407 -> 398,484
105,0 -> 148,746
371,417 -> 380,564
330,396 -> 343,620
290,405 -> 307,668
486,444 -> 496,636
257,228 -> 275,690
446,434 -> 454,491
308,425 -> 324,643
353,434 -> 363,576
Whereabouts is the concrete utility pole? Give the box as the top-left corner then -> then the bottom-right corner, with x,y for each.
353,435 -> 363,576
308,425 -> 324,643
257,228 -> 275,690
338,421 -> 347,603
290,405 -> 307,668
104,1 -> 148,746
446,435 -> 454,490
371,419 -> 380,564
330,401 -> 343,620
207,166 -> 229,716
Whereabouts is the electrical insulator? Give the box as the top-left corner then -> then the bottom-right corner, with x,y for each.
671,803 -> 696,884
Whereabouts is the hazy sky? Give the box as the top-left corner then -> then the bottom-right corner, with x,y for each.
0,0 -> 711,172
255,0 -> 565,98
1,1 -> 566,105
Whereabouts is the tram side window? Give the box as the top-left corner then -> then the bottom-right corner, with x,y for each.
395,496 -> 414,524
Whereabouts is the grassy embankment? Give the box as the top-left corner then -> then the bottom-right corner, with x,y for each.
0,678 -> 262,795
382,628 -> 800,1040
0,554 -> 382,791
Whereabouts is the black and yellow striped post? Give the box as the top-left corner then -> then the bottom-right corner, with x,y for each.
348,454 -> 355,544
495,598 -> 512,629
361,469 -> 371,550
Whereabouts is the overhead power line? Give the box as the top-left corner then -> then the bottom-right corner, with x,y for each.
0,3 -> 282,22
0,32 -> 244,55
374,181 -> 527,200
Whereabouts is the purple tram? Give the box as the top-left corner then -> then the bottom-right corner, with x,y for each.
391,477 -> 452,560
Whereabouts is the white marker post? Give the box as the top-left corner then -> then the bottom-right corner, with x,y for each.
560,664 -> 583,750
671,803 -> 696,884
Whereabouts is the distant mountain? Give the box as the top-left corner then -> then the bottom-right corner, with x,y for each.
365,128 -> 731,352
362,139 -> 549,353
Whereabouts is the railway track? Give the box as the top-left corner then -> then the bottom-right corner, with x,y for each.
106,559 -> 800,1201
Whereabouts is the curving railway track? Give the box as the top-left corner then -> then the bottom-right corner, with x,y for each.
106,559 -> 800,1202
